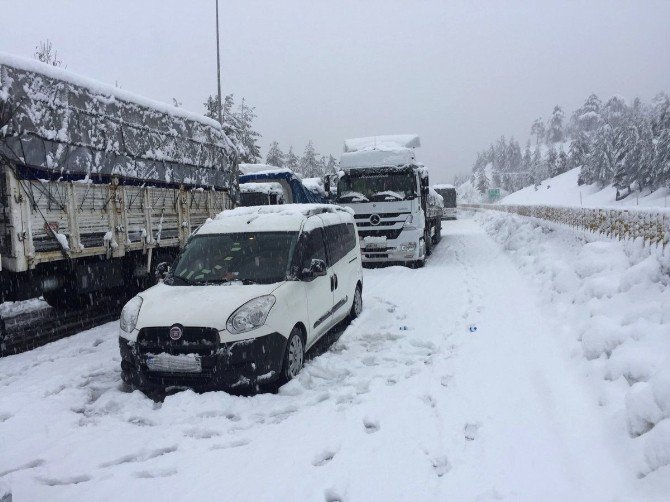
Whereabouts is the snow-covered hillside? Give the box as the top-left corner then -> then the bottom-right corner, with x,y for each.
502,168 -> 670,209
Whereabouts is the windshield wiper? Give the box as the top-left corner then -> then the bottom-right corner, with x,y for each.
170,274 -> 195,285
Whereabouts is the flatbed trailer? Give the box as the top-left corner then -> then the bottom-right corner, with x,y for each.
0,53 -> 236,306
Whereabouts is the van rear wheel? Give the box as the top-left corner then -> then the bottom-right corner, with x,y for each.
350,285 -> 363,320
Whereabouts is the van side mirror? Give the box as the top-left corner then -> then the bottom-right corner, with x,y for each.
301,258 -> 327,280
155,262 -> 170,281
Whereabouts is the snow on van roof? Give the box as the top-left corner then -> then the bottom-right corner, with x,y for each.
344,134 -> 420,153
199,204 -> 353,234
340,148 -> 416,169
239,163 -> 293,176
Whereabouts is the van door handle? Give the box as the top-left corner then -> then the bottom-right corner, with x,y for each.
330,275 -> 334,291
333,274 -> 338,290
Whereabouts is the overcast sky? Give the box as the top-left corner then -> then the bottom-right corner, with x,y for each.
2,0 -> 670,183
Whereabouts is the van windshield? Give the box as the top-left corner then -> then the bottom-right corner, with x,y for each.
169,232 -> 298,285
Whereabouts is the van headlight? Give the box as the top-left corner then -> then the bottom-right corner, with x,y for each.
227,295 -> 276,334
120,296 -> 143,333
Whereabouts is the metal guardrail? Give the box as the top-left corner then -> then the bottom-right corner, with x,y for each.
462,203 -> 670,248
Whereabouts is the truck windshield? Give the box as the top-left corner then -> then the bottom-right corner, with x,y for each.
435,188 -> 457,208
336,172 -> 417,202
168,232 -> 298,285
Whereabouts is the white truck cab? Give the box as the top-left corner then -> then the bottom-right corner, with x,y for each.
333,135 -> 441,266
118,204 -> 363,391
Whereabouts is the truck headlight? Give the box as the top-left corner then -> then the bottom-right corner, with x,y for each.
226,295 -> 276,334
120,296 -> 143,334
403,214 -> 414,227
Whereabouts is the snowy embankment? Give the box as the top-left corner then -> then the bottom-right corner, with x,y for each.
477,210 -> 670,480
1,217 -> 666,500
502,168 -> 670,209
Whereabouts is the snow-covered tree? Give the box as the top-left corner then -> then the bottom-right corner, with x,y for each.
34,39 -> 65,67
285,146 -> 299,170
298,141 -> 319,177
570,94 -> 602,135
203,94 -> 261,163
235,98 -> 261,163
265,141 -> 285,167
654,128 -> 670,187
531,145 -> 544,188
326,154 -> 338,173
530,118 -> 545,145
546,106 -> 564,144
476,169 -> 489,194
546,145 -> 558,178
587,124 -> 617,187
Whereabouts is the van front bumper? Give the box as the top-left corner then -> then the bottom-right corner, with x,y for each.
119,330 -> 287,391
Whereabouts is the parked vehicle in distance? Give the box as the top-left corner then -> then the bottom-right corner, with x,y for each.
119,204 -> 363,391
433,184 -> 457,220
238,164 -> 328,205
332,135 -> 442,267
239,182 -> 285,206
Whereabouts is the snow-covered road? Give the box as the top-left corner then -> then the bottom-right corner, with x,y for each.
0,217 -> 648,501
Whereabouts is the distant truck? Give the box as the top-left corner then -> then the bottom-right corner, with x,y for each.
0,53 -> 236,306
433,184 -> 457,220
331,135 -> 442,267
238,164 -> 327,206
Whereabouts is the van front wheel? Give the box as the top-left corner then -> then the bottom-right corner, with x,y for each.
279,327 -> 305,384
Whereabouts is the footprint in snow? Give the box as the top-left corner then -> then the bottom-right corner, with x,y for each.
465,422 -> 481,441
183,427 -> 220,439
210,439 -> 251,450
134,468 -> 178,478
431,455 -> 452,477
363,417 -> 380,434
37,474 -> 91,486
312,449 -> 338,467
324,488 -> 344,502
0,459 -> 45,477
99,446 -> 178,468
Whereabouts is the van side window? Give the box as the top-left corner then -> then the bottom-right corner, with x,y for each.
302,228 -> 327,269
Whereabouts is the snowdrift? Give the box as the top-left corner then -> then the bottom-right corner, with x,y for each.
478,210 -> 670,477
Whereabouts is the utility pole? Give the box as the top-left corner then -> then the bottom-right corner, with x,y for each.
215,0 -> 223,126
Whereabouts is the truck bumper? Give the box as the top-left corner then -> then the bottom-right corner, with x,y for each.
360,229 -> 425,264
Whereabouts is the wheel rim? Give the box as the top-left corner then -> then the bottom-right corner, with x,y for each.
354,288 -> 363,316
287,334 -> 304,377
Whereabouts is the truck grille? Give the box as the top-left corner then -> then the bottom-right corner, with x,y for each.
357,228 -> 403,240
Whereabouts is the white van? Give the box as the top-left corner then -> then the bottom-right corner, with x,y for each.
118,204 -> 363,391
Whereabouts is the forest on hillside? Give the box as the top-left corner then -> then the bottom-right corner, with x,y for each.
470,93 -> 670,200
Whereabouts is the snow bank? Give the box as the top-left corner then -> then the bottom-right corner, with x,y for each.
477,210 -> 670,476
502,167 -> 670,210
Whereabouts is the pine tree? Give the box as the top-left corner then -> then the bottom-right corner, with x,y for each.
555,147 -> 569,177
654,129 -> 670,188
299,141 -> 319,177
546,146 -> 558,178
531,145 -> 544,188
326,154 -> 338,173
530,118 -> 545,145
521,141 -> 533,188
589,124 -> 617,187
235,98 -> 261,163
476,169 -> 489,194
285,146 -> 299,170
546,105 -> 564,144
265,141 -> 285,167
570,94 -> 602,135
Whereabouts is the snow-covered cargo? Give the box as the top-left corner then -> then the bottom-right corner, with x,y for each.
238,165 -> 327,205
343,134 -> 420,153
0,53 -> 236,190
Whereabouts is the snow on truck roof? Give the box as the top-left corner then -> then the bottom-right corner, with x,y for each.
340,148 -> 417,169
433,184 -> 456,190
343,134 -> 421,153
239,182 -> 284,194
198,204 -> 354,234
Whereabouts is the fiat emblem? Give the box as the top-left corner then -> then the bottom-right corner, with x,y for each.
369,214 -> 381,226
169,325 -> 183,341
